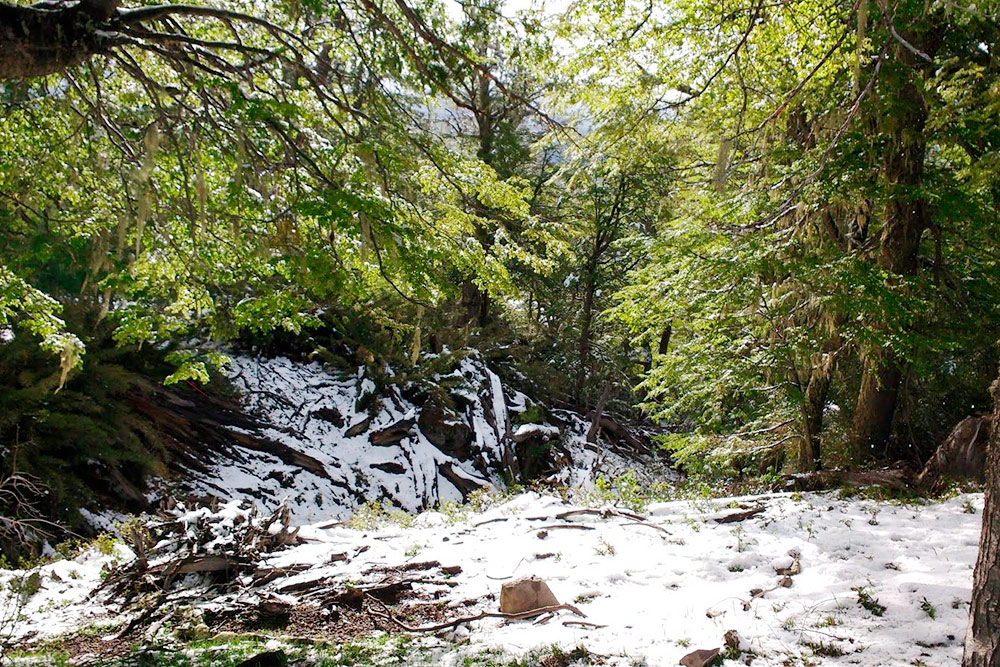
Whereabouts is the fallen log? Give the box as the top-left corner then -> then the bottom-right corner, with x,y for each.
714,507 -> 765,524
370,418 -> 416,446
778,468 -> 911,492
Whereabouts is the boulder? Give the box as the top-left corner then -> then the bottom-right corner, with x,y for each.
418,404 -> 474,459
370,418 -> 416,446
499,576 -> 559,614
917,415 -> 991,488
679,648 -> 720,667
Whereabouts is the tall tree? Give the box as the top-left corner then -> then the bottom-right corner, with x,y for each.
573,0 -> 1000,468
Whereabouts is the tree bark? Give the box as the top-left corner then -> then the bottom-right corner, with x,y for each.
853,350 -> 904,460
657,324 -> 672,355
585,382 -> 612,444
0,1 -> 119,80
964,366 -> 1000,667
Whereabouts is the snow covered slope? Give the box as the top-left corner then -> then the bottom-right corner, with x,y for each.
6,491 -> 982,665
165,351 -> 658,524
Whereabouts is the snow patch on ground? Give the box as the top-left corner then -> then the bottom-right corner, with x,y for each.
8,491 -> 982,665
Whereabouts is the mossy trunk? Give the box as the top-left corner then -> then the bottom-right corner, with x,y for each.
799,352 -> 835,472
851,33 -> 932,463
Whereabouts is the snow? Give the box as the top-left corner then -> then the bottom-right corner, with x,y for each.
512,423 -> 561,440
77,508 -> 128,532
8,491 -> 983,665
0,543 -> 133,641
143,352 -> 663,529
171,354 -> 508,524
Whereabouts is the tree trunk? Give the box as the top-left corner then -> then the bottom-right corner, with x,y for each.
575,245 -> 600,404
963,366 -> 1000,667
851,40 -> 930,462
586,382 -> 613,444
575,274 -> 595,404
657,325 -> 672,356
799,352 -> 835,472
853,350 -> 904,460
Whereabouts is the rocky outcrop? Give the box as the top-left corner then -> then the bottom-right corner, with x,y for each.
917,415 -> 992,488
151,351 -> 662,527
418,403 -> 474,459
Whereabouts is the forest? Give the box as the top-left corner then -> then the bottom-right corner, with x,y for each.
0,0 -> 998,664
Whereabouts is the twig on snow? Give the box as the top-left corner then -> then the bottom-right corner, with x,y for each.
366,594 -> 586,633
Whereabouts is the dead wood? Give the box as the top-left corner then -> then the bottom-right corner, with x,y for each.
917,415 -> 991,489
370,418 -> 416,446
621,521 -> 671,535
253,564 -> 314,587
551,508 -> 646,522
714,507 -> 766,524
563,620 -> 607,629
366,594 -> 586,633
530,524 -> 596,532
778,468 -> 911,492
127,387 -> 333,483
472,517 -> 508,527
274,576 -> 336,594
366,560 -> 441,574
582,412 -> 653,455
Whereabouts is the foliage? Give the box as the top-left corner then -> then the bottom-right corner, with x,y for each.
589,0 -> 1000,466
0,0 -> 998,554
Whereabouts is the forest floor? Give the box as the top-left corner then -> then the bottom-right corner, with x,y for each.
1,488 -> 981,666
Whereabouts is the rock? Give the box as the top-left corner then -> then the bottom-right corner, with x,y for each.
418,404 -> 474,458
917,415 -> 991,487
774,557 -> 801,576
499,576 -> 559,614
370,418 -> 416,446
235,650 -> 287,667
680,648 -> 720,667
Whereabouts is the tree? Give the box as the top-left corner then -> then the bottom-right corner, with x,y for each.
966,354 -> 1000,666
0,0 -> 547,380
570,0 -> 1000,469
434,0 -> 553,330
